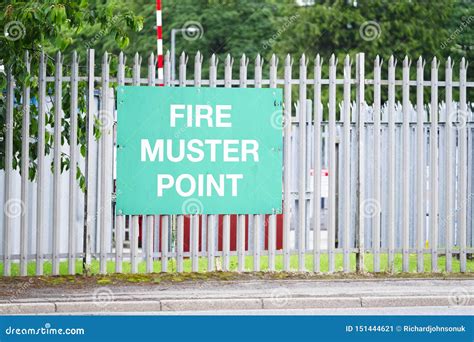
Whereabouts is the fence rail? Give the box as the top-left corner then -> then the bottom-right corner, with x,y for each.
1,50 -> 473,276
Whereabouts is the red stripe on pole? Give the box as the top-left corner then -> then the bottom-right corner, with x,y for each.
156,0 -> 163,86
157,54 -> 164,68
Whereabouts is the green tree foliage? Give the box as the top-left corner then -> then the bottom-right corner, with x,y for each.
1,0 -> 472,175
72,0 -> 471,99
446,0 -> 474,63
76,0 -> 278,79
277,0 -> 455,61
0,1 -> 143,183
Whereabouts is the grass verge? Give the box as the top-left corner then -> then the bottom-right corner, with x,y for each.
0,253 -> 472,277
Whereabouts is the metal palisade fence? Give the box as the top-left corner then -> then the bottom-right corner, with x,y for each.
1,50 -> 473,276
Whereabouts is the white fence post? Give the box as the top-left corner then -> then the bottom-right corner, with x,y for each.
83,49 -> 96,275
387,55 -> 396,273
115,51 -> 125,274
52,51 -> 63,275
68,51 -> 79,275
36,51 -> 47,276
430,57 -> 439,273
222,54 -> 233,272
253,54 -> 263,272
342,55 -> 351,273
459,58 -> 468,273
237,53 -> 249,272
313,55 -> 323,273
283,54 -> 292,272
355,53 -> 365,273
416,57 -> 425,273
268,54 -> 278,272
3,69 -> 14,276
402,56 -> 411,273
20,52 -> 31,276
328,54 -> 337,273
445,57 -> 454,273
373,55 -> 382,272
99,51 -> 113,275
298,54 -> 307,272
130,52 -> 142,274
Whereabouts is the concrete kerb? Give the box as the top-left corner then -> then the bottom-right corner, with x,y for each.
0,302 -> 56,314
161,298 -> 263,311
262,297 -> 361,310
0,295 -> 471,313
55,300 -> 162,313
361,296 -> 454,308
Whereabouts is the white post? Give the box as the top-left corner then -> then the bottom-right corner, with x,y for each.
342,55 -> 351,273
68,51 -> 79,275
20,52 -> 31,276
313,55 -> 323,273
416,57 -> 425,272
283,54 -> 292,271
52,51 -> 63,275
298,54 -> 307,272
373,55 -> 382,272
402,56 -> 410,272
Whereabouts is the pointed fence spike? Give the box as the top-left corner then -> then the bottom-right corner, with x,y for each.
403,55 -> 409,67
417,56 -> 423,67
374,55 -> 380,67
271,54 -> 276,65
315,54 -> 320,66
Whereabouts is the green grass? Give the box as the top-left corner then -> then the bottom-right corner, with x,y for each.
0,253 -> 473,276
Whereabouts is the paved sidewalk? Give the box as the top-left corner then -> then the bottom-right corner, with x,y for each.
0,278 -> 472,314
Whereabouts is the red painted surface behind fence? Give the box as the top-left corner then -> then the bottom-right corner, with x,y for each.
148,215 -> 284,253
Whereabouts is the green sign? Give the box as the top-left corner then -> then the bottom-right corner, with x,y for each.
116,86 -> 283,215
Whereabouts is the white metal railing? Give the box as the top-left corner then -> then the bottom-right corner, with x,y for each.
0,50 -> 473,276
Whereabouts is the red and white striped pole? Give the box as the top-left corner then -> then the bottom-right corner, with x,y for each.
156,0 -> 164,85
